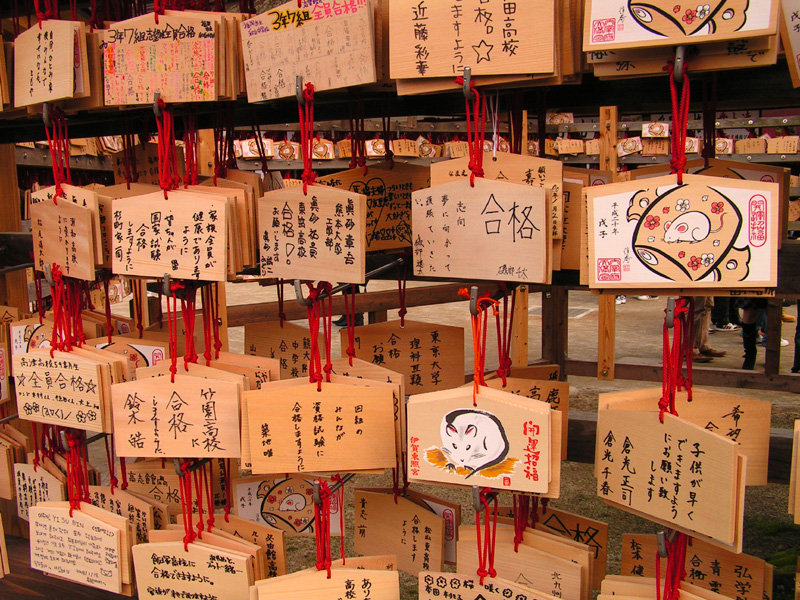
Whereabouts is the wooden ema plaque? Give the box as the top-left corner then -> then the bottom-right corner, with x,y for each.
133,541 -> 253,600
620,533 -> 768,600
407,386 -> 551,494
124,458 -> 225,514
246,381 -> 395,473
215,513 -> 287,578
257,186 -> 367,283
389,0 -> 554,78
430,152 -> 564,240
584,0 -> 779,52
88,336 -> 168,370
354,488 -> 445,576
781,0 -> 800,88
245,321 -> 321,379
112,373 -> 241,458
14,462 -> 66,520
112,191 -> 228,282
240,0 -> 376,102
317,161 -> 430,251
586,174 -> 779,289
103,13 -> 218,104
420,572 -> 559,600
14,20 -> 87,107
29,503 -> 123,593
343,320 -> 464,395
31,199 -> 97,281
596,408 -> 740,546
498,504 -> 609,591
0,516 -> 7,578
457,526 -> 582,600
403,488 -> 461,565
251,568 -> 400,600
233,474 -> 342,537
14,348 -> 107,433
88,485 -> 156,545
31,184 -> 105,266
412,178 -> 548,283
599,387 -> 771,486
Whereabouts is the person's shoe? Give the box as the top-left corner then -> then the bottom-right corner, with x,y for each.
781,338 -> 790,347
332,315 -> 348,326
714,323 -> 739,331
700,346 -> 726,357
634,295 -> 657,300
792,367 -> 800,374
691,352 -> 713,363
615,295 -> 627,305
782,310 -> 796,323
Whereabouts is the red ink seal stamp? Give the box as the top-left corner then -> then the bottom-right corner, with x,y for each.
592,18 -> 616,43
597,258 -> 622,281
748,195 -> 767,248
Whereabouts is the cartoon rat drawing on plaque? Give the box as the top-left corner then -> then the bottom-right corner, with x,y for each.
439,409 -> 510,478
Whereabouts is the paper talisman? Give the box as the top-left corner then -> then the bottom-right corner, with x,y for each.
583,0 -> 779,52
112,373 -> 241,458
587,174 -> 779,289
257,186 -> 367,283
245,320 -> 321,380
480,377 -> 569,459
457,526 -> 582,600
597,408 -> 740,545
240,0 -> 376,102
317,161 -> 430,251
354,488 -> 444,576
404,488 -> 461,565
31,199 -> 97,281
251,568 -> 399,600
620,533 -> 767,600
389,0 -> 554,78
14,462 -> 66,520
87,336 -> 168,370
498,504 -> 609,590
408,386 -> 551,494
246,381 -> 395,473
330,357 -> 406,458
14,348 -> 107,432
412,178 -> 548,283
133,541 -> 253,600
431,152 -> 564,240
233,474 -> 342,537
88,485 -> 156,545
599,387 -> 771,486
31,184 -> 104,266
215,513 -> 287,578
112,191 -> 228,282
344,319 -> 464,394
29,503 -> 123,593
103,13 -> 218,104
14,20 -> 84,106
420,572 -> 559,600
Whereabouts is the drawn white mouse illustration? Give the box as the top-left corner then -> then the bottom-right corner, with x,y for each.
663,211 -> 724,243
278,493 -> 307,512
440,409 -> 510,478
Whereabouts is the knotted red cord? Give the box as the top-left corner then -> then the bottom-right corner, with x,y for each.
391,458 -> 409,503
44,107 -> 71,200
178,461 -> 196,551
298,83 -> 316,194
459,288 -> 499,406
183,109 -> 199,187
453,77 -> 486,186
331,474 -> 346,565
154,0 -> 165,23
202,286 -> 213,366
222,457 -> 232,522
314,479 -> 333,577
475,488 -> 498,584
166,283 -> 180,382
496,283 -> 515,386
659,298 -> 694,423
34,0 -> 54,25
119,457 -> 128,490
321,283 -> 334,383
397,259 -> 407,327
381,104 -> 394,169
276,280 -> 287,328
306,283 -> 323,389
180,282 -> 199,370
66,431 -> 90,517
512,493 -> 530,552
32,422 -> 40,470
89,0 -> 104,30
132,279 -> 144,338
49,264 -> 66,357
193,467 -> 205,539
664,62 -> 691,184
156,98 -> 180,197
203,461 -> 215,532
105,435 -> 119,493
656,532 -> 689,600
343,284 -> 357,366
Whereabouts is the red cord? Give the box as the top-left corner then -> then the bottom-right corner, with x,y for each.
397,260 -> 407,327
155,98 -> 180,197
277,280 -> 286,328
512,493 -> 529,552
665,62 -> 691,184
497,284 -> 515,385
656,533 -> 689,600
102,275 -> 113,343
202,286 -> 213,366
475,488 -> 498,584
193,468 -> 204,539
305,283 -> 331,390
34,0 -> 53,26
322,283 -> 333,382
222,458 -> 232,522
183,109 -> 199,187
178,462 -> 195,551
120,457 -> 128,490
331,474 -> 346,565
105,435 -> 118,493
204,461 -> 215,532
167,285 -> 179,383
211,283 -> 222,359
298,83 -> 316,194
453,78 -> 486,186
314,480 -> 333,577
659,298 -> 694,422
343,284 -> 357,366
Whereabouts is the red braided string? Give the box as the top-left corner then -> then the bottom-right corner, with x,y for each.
178,282 -> 198,370
397,260 -> 407,327
475,488 -> 498,584
155,98 -> 180,197
331,474 -> 346,565
183,109 -> 199,187
48,265 -> 65,357
321,282 -> 333,383
656,533 -> 689,600
204,461 -> 215,532
132,279 -> 144,338
298,83 -> 316,194
665,62 -> 691,184
512,493 -> 529,552
178,462 -> 195,551
120,456 -> 128,490
306,283 -> 323,390
343,284 -> 357,366
102,275 -> 113,343
34,270 -> 45,324
202,286 -> 213,366
32,422 -> 40,471
222,457 -> 232,522
105,434 -> 118,493
44,107 -> 70,199
659,299 -> 694,422
167,285 -> 179,383
314,480 -> 333,577
34,0 -> 54,26
154,0 -> 165,23
193,468 -> 204,539
454,78 -> 486,186
211,283 -> 222,358
89,0 -> 104,30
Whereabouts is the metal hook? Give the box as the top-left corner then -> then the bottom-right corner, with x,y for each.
295,279 -> 313,307
472,486 -> 498,512
163,273 -> 171,297
294,257 -> 406,308
462,66 -> 475,100
153,92 -> 162,118
469,285 -> 479,316
665,297 -> 676,329
657,529 -> 678,558
43,263 -> 54,287
0,412 -> 19,426
43,102 -> 51,128
313,474 -> 354,506
673,46 -> 686,85
296,75 -> 305,106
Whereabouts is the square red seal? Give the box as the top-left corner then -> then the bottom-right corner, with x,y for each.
597,258 -> 621,282
592,18 -> 616,43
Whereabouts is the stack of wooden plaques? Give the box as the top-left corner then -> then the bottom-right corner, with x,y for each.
790,420 -> 800,524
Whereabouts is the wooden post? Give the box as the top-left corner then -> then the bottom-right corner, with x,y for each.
368,309 -> 388,324
764,296 -> 782,375
510,285 -> 529,367
541,287 -> 568,380
597,106 -> 619,381
198,129 -> 216,177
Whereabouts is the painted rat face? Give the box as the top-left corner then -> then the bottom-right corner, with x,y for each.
628,1 -> 749,37
627,182 -> 750,282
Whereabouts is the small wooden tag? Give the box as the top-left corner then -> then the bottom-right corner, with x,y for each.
420,572 -> 558,600
14,462 -> 66,520
31,199 -> 97,280
14,20 -> 81,106
244,320 -> 321,380
215,512 -> 287,578
88,485 -> 156,545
